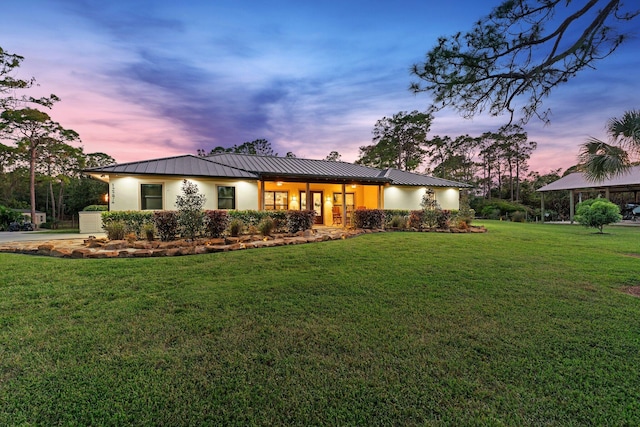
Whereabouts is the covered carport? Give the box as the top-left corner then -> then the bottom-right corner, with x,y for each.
537,165 -> 640,222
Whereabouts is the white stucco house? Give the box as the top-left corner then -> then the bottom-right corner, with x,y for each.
84,153 -> 471,227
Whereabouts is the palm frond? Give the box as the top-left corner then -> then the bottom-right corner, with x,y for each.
578,138 -> 630,182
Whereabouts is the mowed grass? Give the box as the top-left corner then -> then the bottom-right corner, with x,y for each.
1,221 -> 640,425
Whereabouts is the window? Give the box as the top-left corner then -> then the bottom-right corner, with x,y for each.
264,191 -> 288,210
218,186 -> 236,209
141,184 -> 163,210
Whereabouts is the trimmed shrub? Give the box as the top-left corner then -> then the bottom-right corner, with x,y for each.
82,205 -> 108,211
153,211 -> 178,242
353,209 -> 385,229
204,210 -> 229,238
102,211 -> 154,237
286,210 -> 316,234
104,220 -> 126,240
575,198 -> 622,233
382,209 -> 410,227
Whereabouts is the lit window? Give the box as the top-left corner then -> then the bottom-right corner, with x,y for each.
264,191 -> 288,210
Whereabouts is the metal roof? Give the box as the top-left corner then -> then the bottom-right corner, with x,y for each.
380,168 -> 473,188
85,153 -> 471,188
537,165 -> 640,192
84,155 -> 257,179
207,153 -> 389,183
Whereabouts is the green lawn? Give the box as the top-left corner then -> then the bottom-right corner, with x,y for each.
1,221 -> 640,425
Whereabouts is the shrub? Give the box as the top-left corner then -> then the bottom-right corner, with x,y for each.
575,198 -> 622,233
353,209 -> 385,229
104,220 -> 126,240
101,211 -> 154,237
143,222 -> 155,241
436,210 -> 451,229
382,209 -> 410,227
82,205 -> 108,211
423,209 -> 439,228
286,210 -> 316,234
258,217 -> 275,236
153,211 -> 178,242
228,218 -> 244,237
204,210 -> 229,238
389,215 -> 407,229
0,206 -> 23,231
511,211 -> 527,222
176,180 -> 206,240
409,210 -> 425,229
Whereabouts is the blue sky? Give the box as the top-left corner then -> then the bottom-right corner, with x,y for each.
2,0 -> 639,173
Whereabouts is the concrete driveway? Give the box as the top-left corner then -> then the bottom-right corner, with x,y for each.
0,231 -> 106,243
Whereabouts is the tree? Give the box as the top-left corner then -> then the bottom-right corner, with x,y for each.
204,139 -> 281,156
325,151 -> 341,161
356,111 -> 432,171
0,108 -> 80,224
1,46 -> 58,109
574,198 -> 622,233
579,109 -> 640,180
410,1 -> 638,124
175,179 -> 206,240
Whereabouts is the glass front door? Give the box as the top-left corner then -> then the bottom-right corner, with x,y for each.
300,191 -> 324,224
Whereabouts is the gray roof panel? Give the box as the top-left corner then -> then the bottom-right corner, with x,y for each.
207,153 -> 389,182
85,155 -> 258,179
381,168 -> 473,187
537,165 -> 640,192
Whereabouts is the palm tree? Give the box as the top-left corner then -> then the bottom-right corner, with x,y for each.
579,110 -> 640,181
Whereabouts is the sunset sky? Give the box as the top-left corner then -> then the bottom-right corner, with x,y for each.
2,0 -> 639,174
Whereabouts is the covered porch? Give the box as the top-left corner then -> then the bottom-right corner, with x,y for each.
258,179 -> 385,226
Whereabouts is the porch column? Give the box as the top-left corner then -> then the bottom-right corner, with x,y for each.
569,191 -> 575,223
605,188 -> 610,200
342,184 -> 347,228
305,183 -> 310,211
540,192 -> 545,223
378,185 -> 383,209
259,180 -> 264,210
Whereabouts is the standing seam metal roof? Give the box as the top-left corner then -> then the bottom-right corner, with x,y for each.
84,155 -> 257,179
85,153 -> 471,187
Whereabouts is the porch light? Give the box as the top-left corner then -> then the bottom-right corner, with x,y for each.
291,196 -> 297,202
276,181 -> 283,186
351,184 -> 357,188
103,194 -> 109,203
326,197 -> 331,202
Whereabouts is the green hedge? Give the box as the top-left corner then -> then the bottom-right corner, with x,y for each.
101,211 -> 154,237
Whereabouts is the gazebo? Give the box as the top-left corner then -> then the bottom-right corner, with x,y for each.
537,165 -> 640,222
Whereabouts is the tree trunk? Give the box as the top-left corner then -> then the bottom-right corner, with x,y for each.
29,147 -> 37,227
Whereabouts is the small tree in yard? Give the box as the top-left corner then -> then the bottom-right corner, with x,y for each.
575,199 -> 622,234
176,180 -> 206,239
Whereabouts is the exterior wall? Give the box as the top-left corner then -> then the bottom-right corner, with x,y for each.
383,186 -> 460,211
108,175 -> 259,212
79,211 -> 105,234
20,211 -> 46,225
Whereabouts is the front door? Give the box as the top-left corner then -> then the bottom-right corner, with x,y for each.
300,191 -> 324,224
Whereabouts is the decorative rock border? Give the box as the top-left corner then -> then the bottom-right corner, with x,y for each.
0,226 -> 486,259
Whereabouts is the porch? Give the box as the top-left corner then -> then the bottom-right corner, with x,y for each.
258,180 -> 385,226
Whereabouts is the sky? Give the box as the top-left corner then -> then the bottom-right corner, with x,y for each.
2,0 -> 639,174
